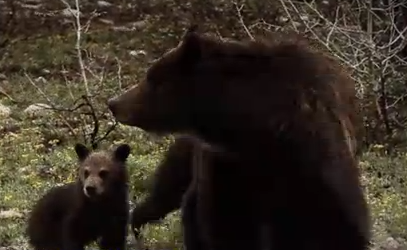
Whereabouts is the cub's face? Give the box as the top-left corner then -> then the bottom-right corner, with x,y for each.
74,143 -> 131,199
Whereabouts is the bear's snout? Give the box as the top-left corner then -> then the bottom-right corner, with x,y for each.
107,96 -> 132,125
84,185 -> 98,198
107,98 -> 118,116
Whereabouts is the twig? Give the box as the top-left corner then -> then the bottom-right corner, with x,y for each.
94,120 -> 119,147
277,0 -> 299,33
0,86 -> 17,103
115,57 -> 123,90
25,73 -> 77,136
59,0 -> 90,96
0,0 -> 16,50
81,95 -> 99,149
234,2 -> 255,40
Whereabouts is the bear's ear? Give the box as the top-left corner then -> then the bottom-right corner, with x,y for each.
179,24 -> 202,62
114,144 -> 131,162
75,143 -> 90,161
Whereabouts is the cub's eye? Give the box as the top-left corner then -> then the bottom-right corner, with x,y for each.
83,170 -> 90,179
99,170 -> 109,179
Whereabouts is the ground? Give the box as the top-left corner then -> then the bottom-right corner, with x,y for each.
1,1 -> 407,250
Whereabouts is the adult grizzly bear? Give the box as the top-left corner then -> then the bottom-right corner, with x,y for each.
108,26 -> 371,250
27,143 -> 131,250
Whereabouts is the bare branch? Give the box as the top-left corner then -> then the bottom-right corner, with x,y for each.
59,0 -> 90,96
115,57 -> 123,90
234,2 -> 255,40
278,0 -> 299,32
80,95 -> 99,149
0,0 -> 17,55
25,73 -> 77,136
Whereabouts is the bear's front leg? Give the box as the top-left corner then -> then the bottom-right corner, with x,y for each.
198,165 -> 263,250
61,217 -> 86,250
181,184 -> 206,250
61,239 -> 85,250
99,216 -> 128,250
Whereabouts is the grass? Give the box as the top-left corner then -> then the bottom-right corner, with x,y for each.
2,117 -> 407,249
0,19 -> 187,249
0,118 -> 184,249
1,14 -> 407,250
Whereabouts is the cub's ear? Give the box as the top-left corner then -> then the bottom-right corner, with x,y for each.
75,143 -> 90,161
179,24 -> 202,63
114,144 -> 131,162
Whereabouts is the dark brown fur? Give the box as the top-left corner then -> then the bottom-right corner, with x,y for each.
108,26 -> 371,250
130,135 -> 194,233
131,134 -> 239,250
130,135 -> 205,250
26,143 -> 131,250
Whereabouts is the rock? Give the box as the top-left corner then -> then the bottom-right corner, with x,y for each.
98,18 -> 114,25
129,50 -> 147,57
0,124 -> 20,135
384,237 -> 405,250
61,8 -> 80,18
41,69 -> 51,75
293,21 -> 302,28
0,210 -> 24,219
278,16 -> 289,23
112,26 -> 133,32
113,20 -> 148,32
0,103 -> 11,118
0,247 -> 19,250
130,20 -> 148,29
373,236 -> 407,250
20,3 -> 42,9
34,76 -> 47,84
97,0 -> 112,7
23,103 -> 52,118
300,15 -> 309,21
23,0 -> 43,4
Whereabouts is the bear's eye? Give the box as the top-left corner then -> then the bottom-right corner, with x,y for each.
146,68 -> 164,89
83,170 -> 90,179
99,170 -> 109,179
146,73 -> 158,86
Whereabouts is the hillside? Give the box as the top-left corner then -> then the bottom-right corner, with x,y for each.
1,0 -> 407,249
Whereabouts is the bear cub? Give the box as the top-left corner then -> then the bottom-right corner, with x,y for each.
26,143 -> 131,250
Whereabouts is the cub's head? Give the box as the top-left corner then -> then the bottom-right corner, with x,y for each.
74,143 -> 131,199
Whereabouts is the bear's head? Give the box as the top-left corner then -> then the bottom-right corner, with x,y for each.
109,26 -> 273,136
108,25 -> 204,134
74,143 -> 131,199
107,25 -> 345,150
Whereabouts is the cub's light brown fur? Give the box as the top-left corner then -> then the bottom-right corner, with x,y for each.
26,143 -> 131,250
